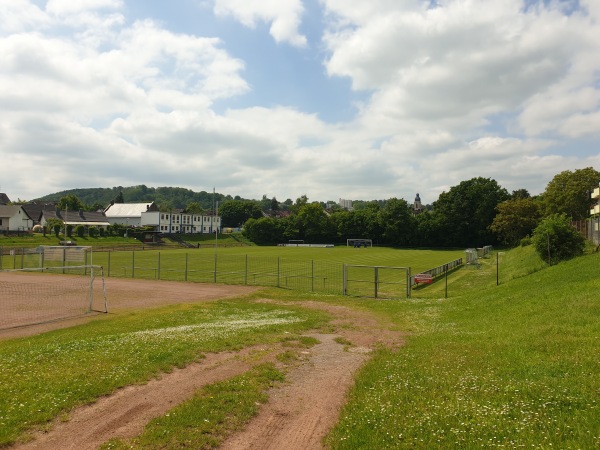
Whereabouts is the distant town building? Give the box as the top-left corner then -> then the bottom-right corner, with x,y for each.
338,198 -> 353,211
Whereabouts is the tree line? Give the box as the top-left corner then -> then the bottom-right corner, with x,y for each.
30,167 -> 600,259
242,168 -> 600,255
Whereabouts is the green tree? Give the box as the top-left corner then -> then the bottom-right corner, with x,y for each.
531,214 -> 585,264
377,197 -> 416,246
45,218 -> 63,237
242,217 -> 283,245
220,200 -> 262,227
114,191 -> 125,203
433,177 -> 509,247
542,167 -> 600,220
511,188 -> 530,200
490,198 -> 542,246
185,202 -> 204,214
291,203 -> 337,243
58,194 -> 85,212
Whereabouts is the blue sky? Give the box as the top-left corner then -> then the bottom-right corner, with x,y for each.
1,0 -> 599,205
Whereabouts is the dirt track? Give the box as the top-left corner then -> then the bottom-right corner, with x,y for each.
5,279 -> 404,449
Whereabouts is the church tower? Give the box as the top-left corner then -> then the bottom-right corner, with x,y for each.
412,193 -> 423,214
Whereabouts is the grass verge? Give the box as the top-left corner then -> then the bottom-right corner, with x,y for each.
326,247 -> 600,448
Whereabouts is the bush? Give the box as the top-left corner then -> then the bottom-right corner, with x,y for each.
531,214 -> 585,264
520,236 -> 532,247
75,225 -> 85,238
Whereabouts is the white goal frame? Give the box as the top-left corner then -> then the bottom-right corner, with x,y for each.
0,264 -> 107,330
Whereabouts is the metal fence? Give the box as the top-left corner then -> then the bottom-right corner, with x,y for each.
0,247 -> 346,295
0,246 -> 464,298
572,218 -> 600,246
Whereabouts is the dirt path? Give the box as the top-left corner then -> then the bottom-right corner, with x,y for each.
9,293 -> 404,450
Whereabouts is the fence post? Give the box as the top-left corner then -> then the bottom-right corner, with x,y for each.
213,253 -> 217,283
445,264 -> 448,298
374,267 -> 379,298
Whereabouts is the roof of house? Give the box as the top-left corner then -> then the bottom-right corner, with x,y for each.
0,193 -> 11,205
22,202 -> 56,223
104,202 -> 157,217
0,205 -> 23,218
42,209 -> 110,226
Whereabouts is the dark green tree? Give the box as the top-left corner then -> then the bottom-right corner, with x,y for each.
511,189 -> 530,200
220,200 -> 262,227
377,198 -> 416,246
531,214 -> 585,264
542,167 -> 600,220
242,217 -> 284,245
58,194 -> 85,212
114,191 -> 125,203
291,203 -> 337,243
490,197 -> 542,246
433,177 -> 509,247
185,202 -> 204,214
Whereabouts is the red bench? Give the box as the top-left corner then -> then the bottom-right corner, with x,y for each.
414,273 -> 433,285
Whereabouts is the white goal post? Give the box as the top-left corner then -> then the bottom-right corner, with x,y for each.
346,239 -> 373,248
0,265 -> 107,330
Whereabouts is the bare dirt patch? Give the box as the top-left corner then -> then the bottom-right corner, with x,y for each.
0,276 -> 259,340
6,288 -> 404,450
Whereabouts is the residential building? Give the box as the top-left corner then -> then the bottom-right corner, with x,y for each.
103,202 -> 159,227
338,198 -> 353,211
141,210 -> 221,234
0,205 -> 34,232
40,208 -> 110,231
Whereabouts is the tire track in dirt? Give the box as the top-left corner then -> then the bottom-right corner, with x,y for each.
11,300 -> 405,450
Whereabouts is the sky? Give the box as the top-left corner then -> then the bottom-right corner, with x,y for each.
1,0 -> 599,205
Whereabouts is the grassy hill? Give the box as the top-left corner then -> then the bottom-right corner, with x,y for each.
326,245 -> 600,448
32,185 -> 237,210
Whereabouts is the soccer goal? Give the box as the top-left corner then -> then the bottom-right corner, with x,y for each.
0,265 -> 107,330
347,239 -> 372,248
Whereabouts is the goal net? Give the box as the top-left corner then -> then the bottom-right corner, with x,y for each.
0,265 -> 107,330
347,239 -> 372,248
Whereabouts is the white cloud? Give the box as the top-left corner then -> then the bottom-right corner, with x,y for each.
321,1 -> 600,144
213,0 -> 307,47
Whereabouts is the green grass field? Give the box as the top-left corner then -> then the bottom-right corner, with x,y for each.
1,243 -> 599,448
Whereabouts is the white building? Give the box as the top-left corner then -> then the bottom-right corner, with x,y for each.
0,205 -> 34,232
338,198 -> 353,211
140,210 -> 221,234
103,202 -> 157,227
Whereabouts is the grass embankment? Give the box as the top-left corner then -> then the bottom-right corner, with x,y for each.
326,246 -> 600,449
0,298 -> 328,447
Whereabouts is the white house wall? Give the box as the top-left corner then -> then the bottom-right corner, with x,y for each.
140,211 -> 221,234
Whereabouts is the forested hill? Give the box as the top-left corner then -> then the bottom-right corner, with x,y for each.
34,185 -> 239,210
